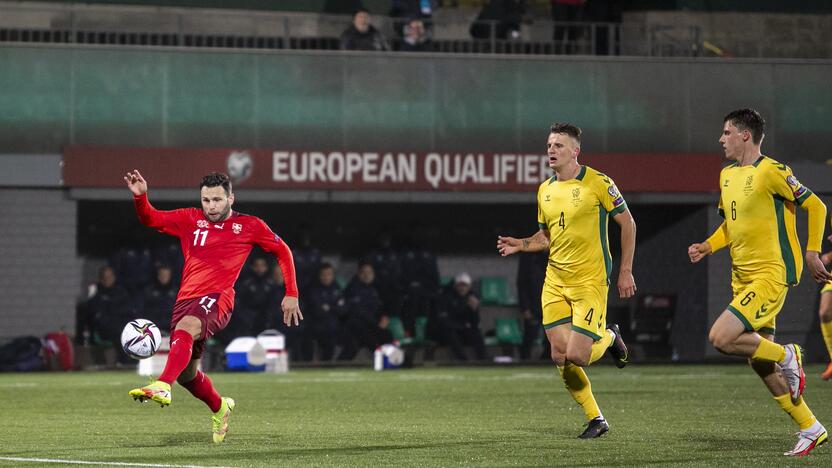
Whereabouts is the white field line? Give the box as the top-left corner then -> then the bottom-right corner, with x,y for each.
0,457 -> 234,468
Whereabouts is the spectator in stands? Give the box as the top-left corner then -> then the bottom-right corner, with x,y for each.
389,0 -> 438,37
232,257 -> 277,338
399,18 -> 433,52
517,251 -> 548,360
306,263 -> 347,361
140,265 -> 177,334
340,262 -> 393,360
470,0 -> 526,41
86,265 -> 134,363
432,272 -> 487,361
340,8 -> 390,51
551,0 -> 586,54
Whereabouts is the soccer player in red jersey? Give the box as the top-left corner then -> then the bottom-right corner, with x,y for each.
123,170 -> 302,443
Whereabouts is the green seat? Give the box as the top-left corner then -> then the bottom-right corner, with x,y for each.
495,317 -> 523,345
480,276 -> 514,305
389,316 -> 428,346
388,316 -> 408,342
335,275 -> 348,289
440,275 -> 453,286
92,332 -> 113,347
412,316 -> 429,344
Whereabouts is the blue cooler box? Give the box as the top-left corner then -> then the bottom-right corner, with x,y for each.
225,337 -> 266,372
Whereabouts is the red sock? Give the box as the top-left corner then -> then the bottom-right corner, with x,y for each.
181,371 -> 222,413
158,329 -> 194,384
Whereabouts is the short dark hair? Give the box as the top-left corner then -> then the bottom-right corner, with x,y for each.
724,108 -> 765,145
550,122 -> 582,144
200,172 -> 232,196
319,262 -> 334,272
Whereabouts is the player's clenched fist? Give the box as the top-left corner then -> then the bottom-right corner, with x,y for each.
124,169 -> 148,196
687,242 -> 712,263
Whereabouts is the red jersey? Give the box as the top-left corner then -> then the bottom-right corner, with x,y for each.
133,193 -> 298,316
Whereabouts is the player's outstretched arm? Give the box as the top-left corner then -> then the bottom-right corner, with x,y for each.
613,209 -> 637,299
123,169 -> 148,196
497,229 -> 549,256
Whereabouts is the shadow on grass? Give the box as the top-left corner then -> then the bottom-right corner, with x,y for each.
184,438 -> 509,462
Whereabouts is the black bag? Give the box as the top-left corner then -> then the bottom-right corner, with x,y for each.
0,336 -> 44,372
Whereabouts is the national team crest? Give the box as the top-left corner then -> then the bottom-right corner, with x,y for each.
197,220 -> 209,228
232,223 -> 242,234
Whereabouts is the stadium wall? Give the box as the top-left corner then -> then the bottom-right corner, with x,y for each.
0,188 -> 82,340
2,44 -> 832,165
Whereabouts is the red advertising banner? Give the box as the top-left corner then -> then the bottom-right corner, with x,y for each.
63,146 -> 723,193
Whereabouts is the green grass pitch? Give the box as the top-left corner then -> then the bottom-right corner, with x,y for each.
1,365 -> 831,467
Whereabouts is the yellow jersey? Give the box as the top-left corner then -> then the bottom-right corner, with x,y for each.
536,165 -> 627,286
717,156 -> 811,285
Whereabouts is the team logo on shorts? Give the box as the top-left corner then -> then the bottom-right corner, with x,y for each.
197,220 -> 209,228
232,223 -> 242,234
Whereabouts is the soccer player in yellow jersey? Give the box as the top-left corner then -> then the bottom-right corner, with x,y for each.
817,248 -> 832,380
688,108 -> 831,457
497,122 -> 636,439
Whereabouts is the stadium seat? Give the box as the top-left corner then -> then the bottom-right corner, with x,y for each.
388,316 -> 409,344
479,276 -> 514,305
413,316 -> 428,345
495,318 -> 523,345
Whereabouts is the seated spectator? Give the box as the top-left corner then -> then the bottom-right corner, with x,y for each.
140,265 -> 177,333
390,0 -> 438,37
470,0 -> 526,41
306,263 -> 347,361
431,272 -> 487,361
399,18 -> 433,52
86,265 -> 134,363
340,8 -> 390,51
340,262 -> 393,360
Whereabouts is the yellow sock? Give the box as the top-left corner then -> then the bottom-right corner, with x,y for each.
557,364 -> 601,421
588,329 -> 613,365
751,337 -> 786,363
821,320 -> 832,361
774,394 -> 816,430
